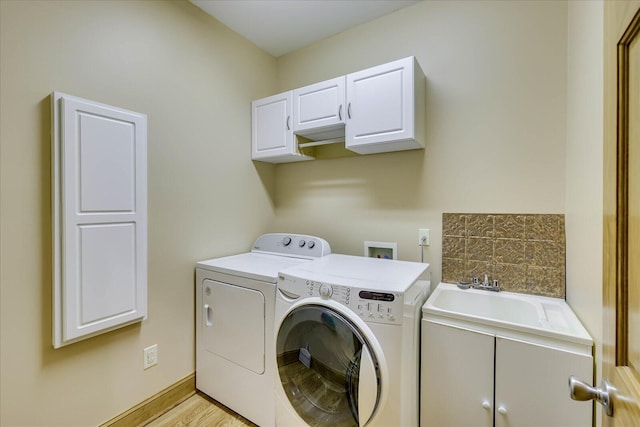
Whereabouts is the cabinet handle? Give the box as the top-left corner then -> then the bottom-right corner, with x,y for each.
286,115 -> 291,130
347,102 -> 352,119
497,406 -> 507,415
481,400 -> 491,410
338,104 -> 343,120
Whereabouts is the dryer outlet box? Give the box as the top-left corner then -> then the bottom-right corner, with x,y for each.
364,241 -> 397,260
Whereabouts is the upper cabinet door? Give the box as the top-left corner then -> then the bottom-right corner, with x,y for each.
293,76 -> 346,139
345,57 -> 425,154
52,92 -> 147,348
251,92 -> 294,161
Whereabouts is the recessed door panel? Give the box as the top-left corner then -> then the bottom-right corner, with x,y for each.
202,279 -> 265,374
78,113 -> 135,212
77,223 -> 137,325
350,70 -> 403,138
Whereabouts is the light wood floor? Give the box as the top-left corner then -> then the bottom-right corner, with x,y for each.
145,392 -> 256,427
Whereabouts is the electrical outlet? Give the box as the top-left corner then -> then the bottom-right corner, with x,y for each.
143,344 -> 158,370
418,229 -> 430,246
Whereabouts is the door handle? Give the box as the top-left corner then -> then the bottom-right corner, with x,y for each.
568,375 -> 614,417
204,304 -> 212,327
286,115 -> 291,130
338,104 -> 343,121
347,102 -> 352,119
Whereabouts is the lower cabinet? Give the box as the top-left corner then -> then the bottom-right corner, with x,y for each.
421,320 -> 593,427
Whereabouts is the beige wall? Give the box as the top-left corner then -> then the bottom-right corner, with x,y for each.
271,0 -> 568,286
0,0 -> 607,425
0,1 -> 276,425
565,1 -> 604,424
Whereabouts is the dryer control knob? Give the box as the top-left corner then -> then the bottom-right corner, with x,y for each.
298,239 -> 306,247
282,236 -> 292,246
319,284 -> 333,298
308,240 -> 316,249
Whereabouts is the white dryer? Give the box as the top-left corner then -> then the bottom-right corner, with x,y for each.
274,254 -> 430,427
195,233 -> 331,427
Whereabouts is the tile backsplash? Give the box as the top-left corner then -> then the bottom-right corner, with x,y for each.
442,213 -> 565,298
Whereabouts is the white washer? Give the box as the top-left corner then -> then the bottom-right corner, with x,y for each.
195,233 -> 331,427
274,254 -> 430,427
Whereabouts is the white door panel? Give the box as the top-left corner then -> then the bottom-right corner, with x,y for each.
52,92 -> 147,348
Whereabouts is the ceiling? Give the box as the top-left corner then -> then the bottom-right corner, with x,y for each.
190,0 -> 421,57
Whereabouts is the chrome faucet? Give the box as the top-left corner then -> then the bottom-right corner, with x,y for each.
472,274 -> 500,292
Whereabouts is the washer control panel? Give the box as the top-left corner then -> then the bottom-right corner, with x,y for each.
303,280 -> 403,325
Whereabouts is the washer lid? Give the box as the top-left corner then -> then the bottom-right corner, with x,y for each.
196,252 -> 310,283
280,253 -> 429,292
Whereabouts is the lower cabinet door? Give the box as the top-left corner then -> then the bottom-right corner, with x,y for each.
494,337 -> 593,427
421,321 -> 494,427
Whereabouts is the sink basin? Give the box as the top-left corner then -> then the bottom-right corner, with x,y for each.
423,283 -> 592,348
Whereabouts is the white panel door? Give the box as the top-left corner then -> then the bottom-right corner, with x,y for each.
345,57 -> 414,149
421,321 -> 494,427
52,92 -> 147,348
251,91 -> 293,160
495,337 -> 593,427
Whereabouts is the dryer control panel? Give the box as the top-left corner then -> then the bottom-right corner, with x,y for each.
303,280 -> 404,325
252,233 -> 331,259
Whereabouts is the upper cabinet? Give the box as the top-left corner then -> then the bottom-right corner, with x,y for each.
345,57 -> 425,155
293,76 -> 346,140
251,57 -> 425,163
251,92 -> 313,163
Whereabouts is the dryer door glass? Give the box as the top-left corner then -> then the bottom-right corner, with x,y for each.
276,304 -> 381,427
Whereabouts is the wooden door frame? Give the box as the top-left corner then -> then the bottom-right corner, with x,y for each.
603,1 -> 640,424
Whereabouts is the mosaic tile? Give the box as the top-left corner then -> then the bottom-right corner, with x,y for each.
524,241 -> 563,267
466,237 -> 493,262
467,214 -> 494,237
441,213 -> 566,298
442,236 -> 465,259
466,260 -> 493,283
494,238 -> 525,264
442,213 -> 467,237
525,214 -> 561,241
442,258 -> 465,284
493,263 -> 526,291
525,266 -> 564,298
494,214 -> 525,239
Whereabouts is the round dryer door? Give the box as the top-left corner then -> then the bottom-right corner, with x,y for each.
276,304 -> 381,427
